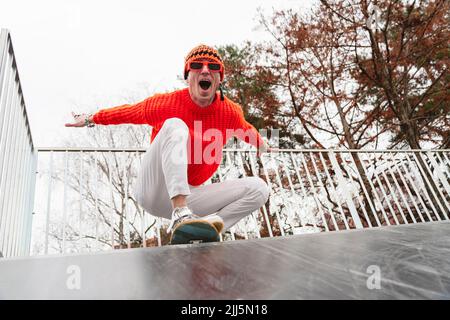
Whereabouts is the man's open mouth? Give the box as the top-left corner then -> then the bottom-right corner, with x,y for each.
199,80 -> 212,90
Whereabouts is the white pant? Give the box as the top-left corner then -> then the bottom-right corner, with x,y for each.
134,118 -> 270,231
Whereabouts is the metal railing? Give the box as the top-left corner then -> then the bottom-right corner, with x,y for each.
0,29 -> 37,258
33,147 -> 450,255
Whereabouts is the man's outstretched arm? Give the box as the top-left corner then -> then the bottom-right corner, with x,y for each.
64,95 -> 164,128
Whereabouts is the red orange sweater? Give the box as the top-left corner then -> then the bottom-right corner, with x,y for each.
93,88 -> 264,186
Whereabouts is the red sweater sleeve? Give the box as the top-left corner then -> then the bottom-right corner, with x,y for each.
232,104 -> 265,148
92,95 -> 163,125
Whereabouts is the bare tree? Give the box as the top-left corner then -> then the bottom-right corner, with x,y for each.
41,88 -> 173,253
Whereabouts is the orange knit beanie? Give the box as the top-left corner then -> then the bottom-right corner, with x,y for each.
184,44 -> 225,81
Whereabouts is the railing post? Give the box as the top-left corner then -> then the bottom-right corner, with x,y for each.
424,152 -> 450,218
297,152 -> 329,232
78,151 -> 84,246
237,151 -> 262,238
289,152 -> 320,231
329,151 -> 363,229
44,152 -> 54,254
314,152 -> 344,230
25,151 -> 37,256
108,151 -> 115,249
259,152 -> 286,236
217,157 -> 237,240
407,153 -> 441,220
62,151 -> 68,253
94,152 -> 100,247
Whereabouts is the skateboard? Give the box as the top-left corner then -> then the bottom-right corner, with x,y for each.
170,219 -> 221,245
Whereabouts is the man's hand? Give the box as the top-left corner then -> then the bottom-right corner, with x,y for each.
65,112 -> 94,127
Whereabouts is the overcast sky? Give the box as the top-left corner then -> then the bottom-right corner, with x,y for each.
1,0 -> 313,147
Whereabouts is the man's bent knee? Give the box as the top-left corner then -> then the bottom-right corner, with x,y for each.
161,118 -> 189,133
248,176 -> 270,206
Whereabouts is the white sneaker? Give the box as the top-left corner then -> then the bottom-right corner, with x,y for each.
202,214 -> 224,234
167,208 -> 224,234
167,207 -> 199,233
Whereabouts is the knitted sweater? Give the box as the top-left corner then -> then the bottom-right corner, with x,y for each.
93,88 -> 264,186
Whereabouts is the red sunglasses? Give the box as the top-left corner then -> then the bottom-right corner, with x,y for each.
189,61 -> 222,72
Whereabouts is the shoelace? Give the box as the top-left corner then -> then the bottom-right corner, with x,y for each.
167,207 -> 198,233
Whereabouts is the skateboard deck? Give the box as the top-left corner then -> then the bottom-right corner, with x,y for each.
170,220 -> 220,245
